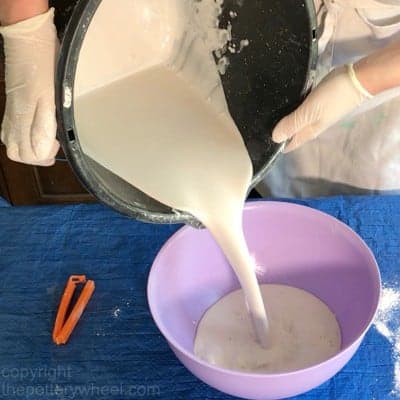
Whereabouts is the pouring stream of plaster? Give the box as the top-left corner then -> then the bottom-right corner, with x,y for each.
75,0 -> 270,348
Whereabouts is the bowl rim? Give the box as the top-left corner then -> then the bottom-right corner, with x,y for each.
147,200 -> 382,378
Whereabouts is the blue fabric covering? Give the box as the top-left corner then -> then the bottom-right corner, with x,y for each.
0,196 -> 399,400
0,197 -> 10,207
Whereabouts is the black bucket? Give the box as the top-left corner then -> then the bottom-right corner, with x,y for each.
54,0 -> 318,225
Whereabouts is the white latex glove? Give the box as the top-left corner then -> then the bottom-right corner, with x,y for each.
0,8 -> 60,166
272,65 -> 373,153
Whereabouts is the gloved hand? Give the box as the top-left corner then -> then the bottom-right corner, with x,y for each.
272,65 -> 373,153
0,8 -> 59,166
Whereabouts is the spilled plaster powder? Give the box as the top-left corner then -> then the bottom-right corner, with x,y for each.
373,287 -> 400,397
112,307 -> 121,318
194,0 -> 249,74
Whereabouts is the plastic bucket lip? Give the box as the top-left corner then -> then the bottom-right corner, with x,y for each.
147,201 -> 381,380
56,0 -> 319,225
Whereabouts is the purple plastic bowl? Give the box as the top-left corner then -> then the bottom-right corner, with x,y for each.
147,201 -> 381,400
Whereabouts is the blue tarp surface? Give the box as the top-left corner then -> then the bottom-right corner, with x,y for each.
0,196 -> 399,399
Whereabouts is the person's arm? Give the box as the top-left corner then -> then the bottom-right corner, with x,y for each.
0,0 -> 48,25
272,41 -> 400,153
0,0 -> 59,166
355,41 -> 400,95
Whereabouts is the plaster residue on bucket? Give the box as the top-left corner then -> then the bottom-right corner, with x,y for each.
75,0 -> 249,104
194,0 -> 250,75
373,286 -> 400,397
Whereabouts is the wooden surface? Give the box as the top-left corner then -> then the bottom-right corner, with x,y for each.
0,145 -> 94,205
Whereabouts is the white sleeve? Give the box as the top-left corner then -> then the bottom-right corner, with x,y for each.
374,0 -> 400,5
357,1 -> 400,39
326,0 -> 399,7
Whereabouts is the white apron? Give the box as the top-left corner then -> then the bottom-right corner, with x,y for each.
259,0 -> 400,197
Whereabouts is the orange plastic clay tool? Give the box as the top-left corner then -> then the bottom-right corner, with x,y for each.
53,275 -> 95,345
